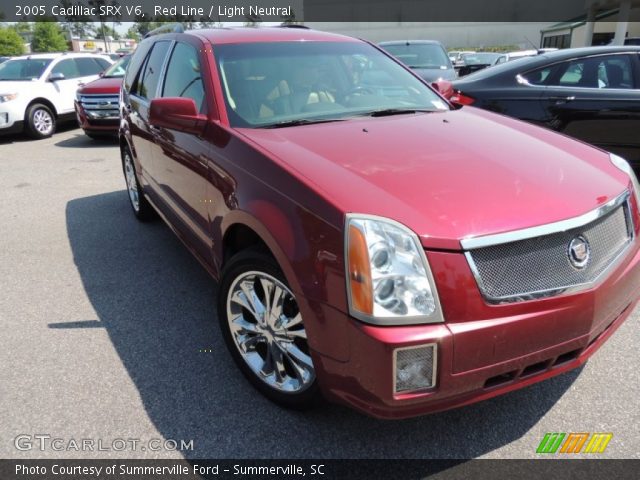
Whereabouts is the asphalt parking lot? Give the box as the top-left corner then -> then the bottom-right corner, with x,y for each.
0,126 -> 638,460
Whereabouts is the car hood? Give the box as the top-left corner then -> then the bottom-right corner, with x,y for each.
77,76 -> 123,94
237,107 -> 629,250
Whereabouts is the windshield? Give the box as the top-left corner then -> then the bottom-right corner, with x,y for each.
379,43 -> 451,69
0,58 -> 52,81
461,53 -> 501,65
103,56 -> 131,78
215,41 -> 449,128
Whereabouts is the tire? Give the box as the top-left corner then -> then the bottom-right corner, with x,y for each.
218,249 -> 320,409
121,146 -> 156,221
25,103 -> 56,139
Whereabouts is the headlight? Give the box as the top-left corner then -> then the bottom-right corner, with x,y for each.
345,214 -> 444,325
610,153 -> 640,203
0,93 -> 17,103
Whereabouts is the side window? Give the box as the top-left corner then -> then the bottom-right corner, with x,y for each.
162,42 -> 206,113
95,58 -> 111,70
550,55 -> 634,89
558,59 -> 588,86
521,66 -> 555,85
136,41 -> 171,100
597,55 -> 634,89
75,58 -> 104,77
124,40 -> 153,92
51,59 -> 80,79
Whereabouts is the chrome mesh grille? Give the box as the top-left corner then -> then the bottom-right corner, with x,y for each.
394,345 -> 436,393
467,203 -> 632,302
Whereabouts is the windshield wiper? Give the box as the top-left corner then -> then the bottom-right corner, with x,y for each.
260,118 -> 345,129
362,108 -> 434,117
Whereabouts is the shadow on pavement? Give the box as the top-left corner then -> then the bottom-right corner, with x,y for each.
65,190 -> 581,459
0,122 -> 80,145
55,132 -> 118,149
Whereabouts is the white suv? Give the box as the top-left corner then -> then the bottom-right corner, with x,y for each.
0,53 -> 113,138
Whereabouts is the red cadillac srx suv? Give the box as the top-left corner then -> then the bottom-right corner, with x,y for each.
119,25 -> 640,419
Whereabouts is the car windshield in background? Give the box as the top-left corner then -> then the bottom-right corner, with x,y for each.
215,41 -> 449,128
461,53 -> 502,65
103,56 -> 131,78
0,58 -> 52,81
380,43 -> 450,69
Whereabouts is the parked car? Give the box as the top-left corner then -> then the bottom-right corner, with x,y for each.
449,50 -> 475,65
75,55 -> 130,138
0,53 -> 113,138
456,52 -> 503,76
451,46 -> 640,172
120,26 -> 640,419
379,40 -> 456,81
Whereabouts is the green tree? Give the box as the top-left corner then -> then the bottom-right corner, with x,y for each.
66,22 -> 96,38
10,23 -> 34,34
0,26 -> 26,56
32,22 -> 68,52
132,20 -> 171,37
125,25 -> 140,41
94,24 -> 120,40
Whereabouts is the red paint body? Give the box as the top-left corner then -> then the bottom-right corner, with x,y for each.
119,27 -> 640,418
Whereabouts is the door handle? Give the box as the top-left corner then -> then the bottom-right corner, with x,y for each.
551,96 -> 575,105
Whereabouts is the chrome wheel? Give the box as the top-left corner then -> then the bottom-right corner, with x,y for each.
226,271 -> 315,393
32,109 -> 53,135
123,152 -> 140,212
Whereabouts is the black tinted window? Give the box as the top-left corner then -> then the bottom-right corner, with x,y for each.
124,40 -> 153,92
52,59 -> 80,79
95,58 -> 111,70
162,43 -> 206,113
137,41 -> 171,99
521,65 -> 555,85
552,55 -> 634,89
76,57 -> 104,76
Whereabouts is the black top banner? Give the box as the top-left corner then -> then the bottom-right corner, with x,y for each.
2,0 -> 596,23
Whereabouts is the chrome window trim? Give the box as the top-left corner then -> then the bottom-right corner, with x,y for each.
392,343 -> 438,396
463,190 -> 635,304
461,190 -> 630,250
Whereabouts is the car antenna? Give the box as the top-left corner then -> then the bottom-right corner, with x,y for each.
524,36 -> 542,54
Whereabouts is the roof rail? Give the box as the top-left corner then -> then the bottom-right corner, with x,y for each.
144,23 -> 184,39
277,24 -> 310,29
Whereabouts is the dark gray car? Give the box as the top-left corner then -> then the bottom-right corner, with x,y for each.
378,40 -> 456,82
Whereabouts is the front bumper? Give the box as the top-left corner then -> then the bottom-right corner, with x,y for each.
307,239 -> 640,419
0,103 -> 24,134
74,101 -> 119,135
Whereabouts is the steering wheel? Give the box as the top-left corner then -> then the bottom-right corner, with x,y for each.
345,85 -> 376,98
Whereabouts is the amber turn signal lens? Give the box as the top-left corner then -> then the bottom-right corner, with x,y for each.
348,224 -> 373,315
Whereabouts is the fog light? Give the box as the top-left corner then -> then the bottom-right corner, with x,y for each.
0,113 -> 8,126
394,344 -> 436,393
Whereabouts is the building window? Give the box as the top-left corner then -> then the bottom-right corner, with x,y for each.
543,34 -> 570,49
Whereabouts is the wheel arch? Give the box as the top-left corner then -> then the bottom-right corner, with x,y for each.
220,210 -> 304,296
25,98 -> 58,120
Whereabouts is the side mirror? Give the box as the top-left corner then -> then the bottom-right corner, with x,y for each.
48,72 -> 65,82
149,97 -> 206,135
431,79 -> 454,100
